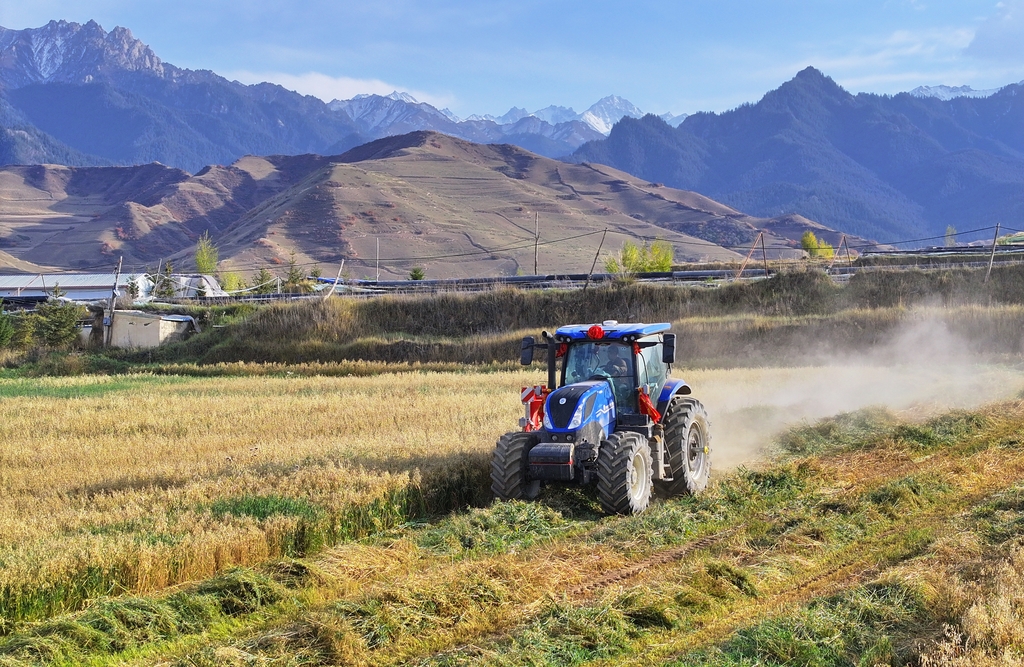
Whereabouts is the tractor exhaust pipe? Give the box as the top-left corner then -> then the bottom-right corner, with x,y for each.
542,330 -> 557,390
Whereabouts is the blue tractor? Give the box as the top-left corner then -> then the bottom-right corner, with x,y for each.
492,320 -> 711,514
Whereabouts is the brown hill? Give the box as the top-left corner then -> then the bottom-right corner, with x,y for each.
0,132 -> 867,277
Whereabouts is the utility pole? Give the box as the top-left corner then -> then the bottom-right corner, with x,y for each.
534,212 -> 539,276
583,228 -> 609,293
985,223 -> 1001,284
322,260 -> 345,301
735,232 -> 763,280
376,237 -> 380,282
105,256 -> 123,348
760,233 -> 769,279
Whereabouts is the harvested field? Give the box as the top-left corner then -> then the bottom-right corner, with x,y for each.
3,392 -> 1024,665
1,356 -> 1024,666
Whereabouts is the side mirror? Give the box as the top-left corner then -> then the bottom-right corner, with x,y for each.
520,336 -> 536,365
662,334 -> 676,365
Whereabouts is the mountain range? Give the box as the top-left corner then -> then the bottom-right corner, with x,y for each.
0,20 -> 670,170
0,131 -> 860,276
572,67 -> 1024,243
4,19 -> 1023,250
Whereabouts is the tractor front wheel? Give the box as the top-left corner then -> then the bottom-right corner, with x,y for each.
655,398 -> 712,497
596,431 -> 653,514
491,431 -> 541,501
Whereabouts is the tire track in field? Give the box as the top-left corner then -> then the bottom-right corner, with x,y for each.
568,528 -> 738,599
415,449 -> 952,666
622,454 -> 1024,667
419,528 -> 738,665
426,444 -> 1024,667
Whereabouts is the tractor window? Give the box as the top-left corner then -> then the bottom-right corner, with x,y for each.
637,341 -> 667,401
563,342 -> 636,411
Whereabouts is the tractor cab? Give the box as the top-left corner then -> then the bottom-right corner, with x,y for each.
520,321 -> 677,421
562,335 -> 670,415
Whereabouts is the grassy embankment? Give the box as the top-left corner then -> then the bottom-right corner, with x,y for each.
1,392 -> 1024,665
70,264 -> 1024,373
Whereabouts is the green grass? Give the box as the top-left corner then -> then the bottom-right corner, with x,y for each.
0,568 -> 283,666
671,582 -> 929,667
0,375 -> 187,399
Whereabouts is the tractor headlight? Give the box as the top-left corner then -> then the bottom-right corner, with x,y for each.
568,404 -> 585,429
543,410 -> 553,430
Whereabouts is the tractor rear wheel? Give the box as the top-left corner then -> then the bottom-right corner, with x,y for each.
655,398 -> 711,497
596,431 -> 653,514
491,431 -> 541,501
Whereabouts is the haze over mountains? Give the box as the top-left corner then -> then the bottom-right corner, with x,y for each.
572,67 -> 1024,244
0,20 -> 667,170
3,19 -> 1024,255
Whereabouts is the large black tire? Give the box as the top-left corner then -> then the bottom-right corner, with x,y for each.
655,398 -> 712,497
596,431 -> 653,514
491,431 -> 541,501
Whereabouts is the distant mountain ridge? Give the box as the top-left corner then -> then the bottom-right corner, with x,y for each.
0,131 -> 859,276
908,83 -> 1015,101
572,67 -> 1024,243
0,20 -> 683,168
457,95 -> 672,133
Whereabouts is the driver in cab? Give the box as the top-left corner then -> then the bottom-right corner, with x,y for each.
600,344 -> 629,377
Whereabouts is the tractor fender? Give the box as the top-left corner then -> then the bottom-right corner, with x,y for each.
656,378 -> 692,418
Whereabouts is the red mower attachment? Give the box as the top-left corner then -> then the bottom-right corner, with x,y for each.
520,385 -> 549,431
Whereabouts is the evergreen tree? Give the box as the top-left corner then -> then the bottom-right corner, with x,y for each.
11,314 -> 39,349
0,308 -> 13,348
154,262 -> 177,299
251,268 -> 277,294
36,300 -> 85,348
283,253 -> 314,293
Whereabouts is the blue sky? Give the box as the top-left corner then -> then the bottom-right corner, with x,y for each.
2,1 -> 1023,117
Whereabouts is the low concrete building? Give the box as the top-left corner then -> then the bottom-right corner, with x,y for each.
106,310 -> 198,349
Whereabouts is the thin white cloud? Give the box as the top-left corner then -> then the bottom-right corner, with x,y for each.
739,26 -> 981,95
810,28 -> 973,73
225,70 -> 453,107
965,0 -> 1024,61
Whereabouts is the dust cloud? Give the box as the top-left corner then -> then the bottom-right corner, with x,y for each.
680,316 -> 1024,469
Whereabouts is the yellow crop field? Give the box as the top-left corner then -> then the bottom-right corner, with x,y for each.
0,357 -> 1023,667
0,370 -> 539,622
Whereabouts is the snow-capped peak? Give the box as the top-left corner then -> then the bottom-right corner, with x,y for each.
386,91 -> 419,104
530,105 -> 577,125
659,112 -> 688,127
578,95 -> 643,134
908,83 -> 1005,101
0,19 -> 167,87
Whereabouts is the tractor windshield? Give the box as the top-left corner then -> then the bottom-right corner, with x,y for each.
563,342 -> 636,411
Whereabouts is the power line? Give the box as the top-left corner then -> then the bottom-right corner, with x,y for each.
848,225 -> 998,249
9,223 -> 1019,276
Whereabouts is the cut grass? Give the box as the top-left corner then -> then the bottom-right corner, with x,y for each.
85,400 -> 1021,667
2,366 -> 1024,665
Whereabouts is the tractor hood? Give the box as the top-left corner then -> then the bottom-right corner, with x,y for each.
543,381 -> 615,432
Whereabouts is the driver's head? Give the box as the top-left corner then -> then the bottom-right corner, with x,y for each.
606,345 -> 620,359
